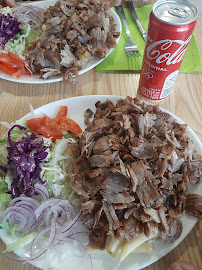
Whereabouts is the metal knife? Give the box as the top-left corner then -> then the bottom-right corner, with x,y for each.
127,1 -> 147,42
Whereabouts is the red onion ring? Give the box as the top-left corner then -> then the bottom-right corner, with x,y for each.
30,183 -> 50,200
1,196 -> 84,264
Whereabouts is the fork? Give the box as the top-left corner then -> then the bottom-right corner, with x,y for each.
116,5 -> 141,58
127,1 -> 147,41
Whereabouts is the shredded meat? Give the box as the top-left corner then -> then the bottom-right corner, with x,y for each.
68,97 -> 202,250
26,0 -> 120,83
102,172 -> 135,204
185,194 -> 202,218
122,216 -> 142,241
89,227 -> 107,250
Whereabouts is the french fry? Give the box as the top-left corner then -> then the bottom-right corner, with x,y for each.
87,241 -> 152,255
119,232 -> 155,262
135,242 -> 152,254
106,237 -> 125,257
87,240 -> 152,257
87,247 -> 106,254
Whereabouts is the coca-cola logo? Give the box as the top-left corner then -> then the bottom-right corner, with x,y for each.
146,35 -> 192,65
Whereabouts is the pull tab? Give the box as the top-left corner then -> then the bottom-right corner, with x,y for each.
168,7 -> 189,18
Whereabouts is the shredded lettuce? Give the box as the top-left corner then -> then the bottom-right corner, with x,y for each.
5,24 -> 38,57
0,176 -> 12,216
40,138 -> 76,198
4,230 -> 37,252
0,177 -> 11,213
0,220 -> 14,234
0,139 -> 8,167
63,180 -> 79,201
63,132 -> 74,139
0,7 -> 12,15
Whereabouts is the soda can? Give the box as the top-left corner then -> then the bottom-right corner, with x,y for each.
138,0 -> 198,100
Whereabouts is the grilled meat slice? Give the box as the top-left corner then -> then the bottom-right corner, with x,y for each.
185,194 -> 202,218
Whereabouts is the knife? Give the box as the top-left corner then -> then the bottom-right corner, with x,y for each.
127,1 -> 147,42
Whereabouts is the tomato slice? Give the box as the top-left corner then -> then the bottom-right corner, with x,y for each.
7,52 -> 24,67
40,115 -> 56,126
55,106 -> 68,120
22,68 -> 31,76
0,52 -> 30,78
0,63 -> 17,75
54,106 -> 68,125
0,53 -> 11,65
0,52 -> 31,78
26,118 -> 44,133
13,68 -> 24,78
58,118 -> 82,135
27,115 -> 63,141
26,106 -> 81,141
0,53 -> 20,68
38,125 -> 63,141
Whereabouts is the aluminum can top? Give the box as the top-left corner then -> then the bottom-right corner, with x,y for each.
153,0 -> 198,25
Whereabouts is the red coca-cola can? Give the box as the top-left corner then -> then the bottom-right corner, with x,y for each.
138,0 -> 198,100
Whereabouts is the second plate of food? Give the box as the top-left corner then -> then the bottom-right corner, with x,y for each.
0,0 -> 121,84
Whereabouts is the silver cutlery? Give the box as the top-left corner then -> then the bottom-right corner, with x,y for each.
116,5 -> 141,58
127,1 -> 147,42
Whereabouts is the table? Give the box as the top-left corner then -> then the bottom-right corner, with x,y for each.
0,0 -> 201,269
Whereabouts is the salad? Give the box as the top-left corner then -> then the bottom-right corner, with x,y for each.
0,0 -> 120,83
0,105 -> 88,266
0,5 -> 41,77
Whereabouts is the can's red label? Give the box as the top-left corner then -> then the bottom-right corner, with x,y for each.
139,11 -> 197,100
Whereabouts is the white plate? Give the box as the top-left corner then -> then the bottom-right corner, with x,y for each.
0,1 -> 121,84
0,95 -> 201,270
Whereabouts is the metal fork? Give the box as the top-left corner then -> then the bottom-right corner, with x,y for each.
116,5 -> 141,58
127,1 -> 147,41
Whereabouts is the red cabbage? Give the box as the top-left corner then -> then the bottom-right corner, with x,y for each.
0,13 -> 21,49
0,125 -> 49,198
